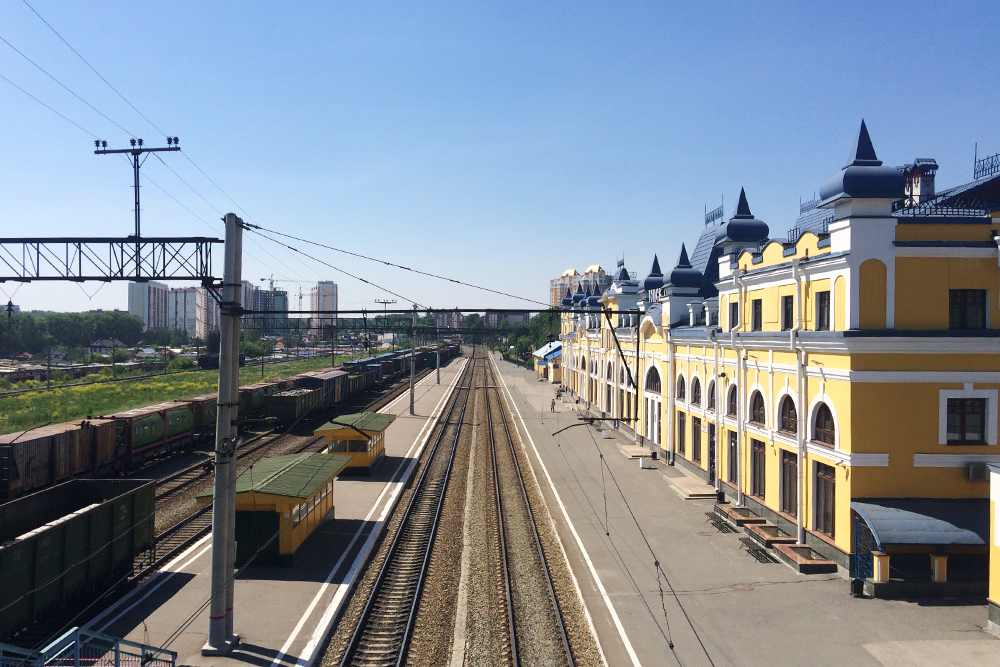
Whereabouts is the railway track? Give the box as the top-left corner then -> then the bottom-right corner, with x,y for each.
485,357 -> 573,667
339,356 -> 477,666
335,350 -> 576,667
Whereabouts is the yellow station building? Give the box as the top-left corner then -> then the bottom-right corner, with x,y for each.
561,121 -> 1000,596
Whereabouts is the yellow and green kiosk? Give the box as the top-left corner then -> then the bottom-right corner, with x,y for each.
195,451 -> 352,566
314,412 -> 396,474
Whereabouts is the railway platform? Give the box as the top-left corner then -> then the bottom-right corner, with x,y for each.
491,353 -> 1000,667
82,358 -> 468,667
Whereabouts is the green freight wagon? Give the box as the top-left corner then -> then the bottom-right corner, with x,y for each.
105,402 -> 195,468
177,394 -> 219,434
0,479 -> 155,641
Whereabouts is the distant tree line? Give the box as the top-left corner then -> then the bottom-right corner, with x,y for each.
0,311 -> 144,356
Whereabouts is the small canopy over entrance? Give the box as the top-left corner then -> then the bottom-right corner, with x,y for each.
851,498 -> 988,548
314,412 -> 397,474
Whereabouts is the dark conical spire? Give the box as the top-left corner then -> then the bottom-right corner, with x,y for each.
847,119 -> 882,167
592,283 -> 602,297
733,188 -> 753,219
565,288 -> 572,298
575,284 -> 584,294
585,285 -> 592,297
675,245 -> 691,269
650,254 -> 662,275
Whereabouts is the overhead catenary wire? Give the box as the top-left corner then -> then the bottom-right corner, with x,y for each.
245,223 -> 549,307
0,71 -> 98,138
20,0 -> 168,137
0,33 -> 133,137
245,226 -> 423,308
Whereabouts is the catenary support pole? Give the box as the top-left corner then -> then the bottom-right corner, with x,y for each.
435,321 -> 440,384
203,212 -> 243,655
224,213 -> 243,644
409,304 -> 416,415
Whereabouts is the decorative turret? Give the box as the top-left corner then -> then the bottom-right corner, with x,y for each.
640,255 -> 665,291
587,283 -> 603,307
717,188 -> 769,242
572,284 -> 586,304
819,120 -> 905,206
667,244 -> 703,289
560,287 -> 573,308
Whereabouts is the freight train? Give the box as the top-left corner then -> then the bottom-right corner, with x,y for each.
0,345 -> 459,500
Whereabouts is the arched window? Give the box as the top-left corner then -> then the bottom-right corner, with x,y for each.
815,403 -> 835,446
779,397 -> 797,433
750,391 -> 766,425
619,367 -> 625,384
691,378 -> 702,405
607,362 -> 614,380
727,386 -> 737,416
676,376 -> 686,400
707,381 -> 716,409
645,367 -> 661,393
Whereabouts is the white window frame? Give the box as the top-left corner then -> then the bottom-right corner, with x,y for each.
938,387 -> 998,445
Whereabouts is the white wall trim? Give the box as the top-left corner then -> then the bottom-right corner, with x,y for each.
807,393 -> 840,450
914,453 -> 1000,468
938,388 -> 998,445
746,381 -> 767,428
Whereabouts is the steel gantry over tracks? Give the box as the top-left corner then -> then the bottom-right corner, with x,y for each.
0,236 -> 218,283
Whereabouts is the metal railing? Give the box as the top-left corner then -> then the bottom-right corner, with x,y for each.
974,151 -> 1000,180
0,628 -> 176,667
894,203 -> 987,217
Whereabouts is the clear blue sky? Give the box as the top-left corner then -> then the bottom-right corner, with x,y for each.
2,1 -> 997,314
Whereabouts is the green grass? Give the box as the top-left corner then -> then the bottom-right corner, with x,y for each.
0,354 -> 364,435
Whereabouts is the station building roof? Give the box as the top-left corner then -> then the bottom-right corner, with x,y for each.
196,452 -> 352,501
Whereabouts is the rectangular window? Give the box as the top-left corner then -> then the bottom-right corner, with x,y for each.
729,302 -> 740,332
781,295 -> 794,331
750,439 -> 766,498
692,416 -> 702,463
751,299 -> 763,331
728,432 -> 738,483
949,289 -> 987,329
780,451 -> 797,517
816,291 -> 831,331
947,398 -> 987,444
676,411 -> 686,455
815,463 -> 836,537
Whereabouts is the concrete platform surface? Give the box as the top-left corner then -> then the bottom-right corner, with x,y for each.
667,475 -> 719,500
492,352 -> 999,667
84,358 -> 468,667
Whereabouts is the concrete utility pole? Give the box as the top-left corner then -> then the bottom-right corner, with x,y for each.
435,315 -> 440,385
204,213 -> 243,656
409,304 -> 417,416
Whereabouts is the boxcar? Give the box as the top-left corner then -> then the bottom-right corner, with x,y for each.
107,402 -> 195,465
0,420 -> 118,501
265,388 -> 322,425
0,478 -> 155,641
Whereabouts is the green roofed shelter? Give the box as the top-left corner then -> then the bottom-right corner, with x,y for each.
196,452 -> 353,566
314,411 -> 397,474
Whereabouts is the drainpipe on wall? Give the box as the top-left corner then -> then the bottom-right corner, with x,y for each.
791,259 -> 807,545
666,326 -> 675,466
709,323 -> 722,492
731,268 -> 746,506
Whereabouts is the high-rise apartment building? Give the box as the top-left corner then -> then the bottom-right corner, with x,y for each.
434,309 -> 462,329
127,281 -> 169,331
484,310 -> 531,328
310,281 -> 338,324
250,287 -> 289,334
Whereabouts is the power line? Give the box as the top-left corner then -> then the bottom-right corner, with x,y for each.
20,0 -> 168,137
0,33 -> 133,137
245,224 -> 549,307
0,70 -> 97,138
246,226 -> 423,308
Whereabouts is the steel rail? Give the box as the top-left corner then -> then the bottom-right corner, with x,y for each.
339,355 -> 476,667
487,357 -> 575,666
485,360 -> 520,666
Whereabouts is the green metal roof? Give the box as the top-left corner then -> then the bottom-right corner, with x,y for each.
197,452 -> 353,501
316,412 -> 397,435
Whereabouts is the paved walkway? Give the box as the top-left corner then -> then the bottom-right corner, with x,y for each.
85,358 -> 468,667
491,353 -> 1000,667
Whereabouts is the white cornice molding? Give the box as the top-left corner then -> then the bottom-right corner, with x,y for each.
914,453 -> 1000,467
